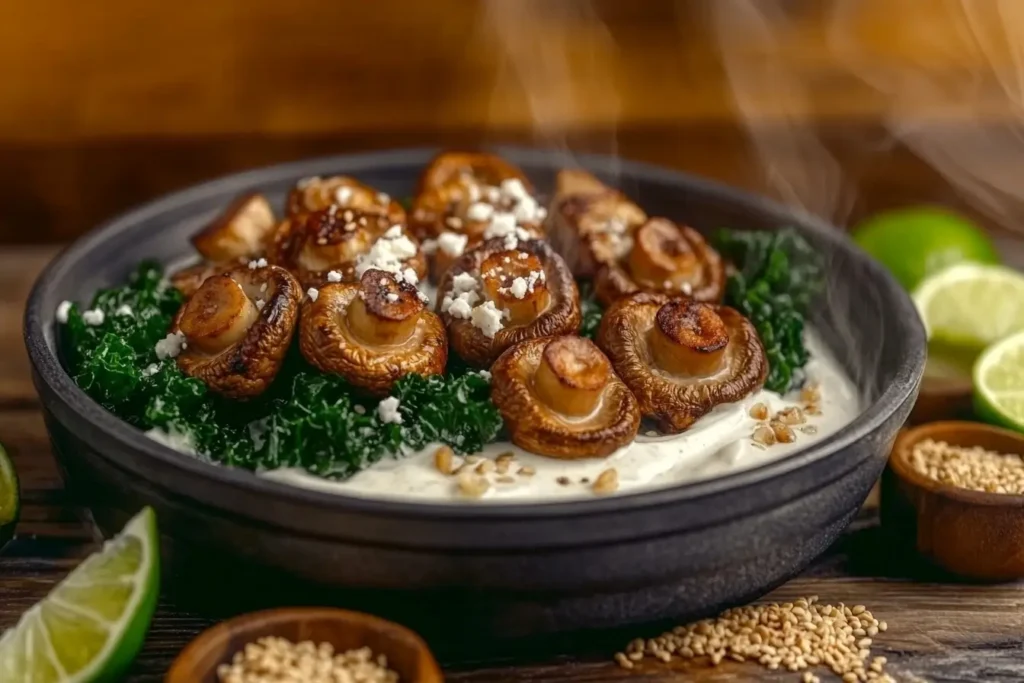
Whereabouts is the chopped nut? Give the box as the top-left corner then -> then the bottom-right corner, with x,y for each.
801,382 -> 821,405
800,425 -> 819,435
475,459 -> 495,475
753,424 -> 777,446
496,475 -> 516,484
770,421 -> 797,443
518,465 -> 536,477
749,402 -> 770,420
775,406 -> 806,425
592,468 -> 619,494
457,471 -> 490,498
556,476 -> 571,486
433,446 -> 455,475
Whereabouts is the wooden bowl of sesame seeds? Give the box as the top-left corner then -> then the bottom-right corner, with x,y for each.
166,607 -> 444,683
883,421 -> 1024,580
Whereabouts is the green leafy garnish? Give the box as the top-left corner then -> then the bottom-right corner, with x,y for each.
712,228 -> 823,393
61,264 -> 503,480
578,281 -> 603,339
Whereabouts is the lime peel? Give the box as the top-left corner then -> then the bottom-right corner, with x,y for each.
912,263 -> 1024,349
973,329 -> 1024,433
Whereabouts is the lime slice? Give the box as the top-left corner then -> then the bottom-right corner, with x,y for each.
0,507 -> 160,682
974,330 -> 1024,431
852,206 -> 999,291
0,444 -> 17,550
912,263 -> 1024,350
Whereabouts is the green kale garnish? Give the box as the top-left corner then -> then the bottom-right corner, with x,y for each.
578,280 -> 604,340
712,228 -> 823,394
61,263 -> 505,480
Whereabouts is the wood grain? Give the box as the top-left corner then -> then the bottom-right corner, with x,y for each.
2,247 -> 1024,681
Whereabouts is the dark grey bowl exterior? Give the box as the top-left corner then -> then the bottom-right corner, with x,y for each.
24,148 -> 924,646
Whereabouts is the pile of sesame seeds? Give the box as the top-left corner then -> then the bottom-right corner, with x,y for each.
615,596 -> 893,682
750,384 -> 823,449
910,438 -> 1024,494
217,637 -> 398,683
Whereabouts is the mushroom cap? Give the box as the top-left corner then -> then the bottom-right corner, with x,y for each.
299,271 -> 447,396
286,175 -> 406,225
593,218 -> 725,306
490,335 -> 641,459
267,208 -> 427,288
437,237 -> 582,367
546,169 -> 647,279
175,264 -> 302,399
410,151 -> 541,245
596,293 -> 768,433
190,193 -> 277,264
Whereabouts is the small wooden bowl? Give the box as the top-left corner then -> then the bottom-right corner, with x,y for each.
882,421 -> 1024,580
166,607 -> 444,683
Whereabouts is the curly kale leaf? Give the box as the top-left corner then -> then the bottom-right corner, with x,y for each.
712,228 -> 823,394
392,371 -> 503,455
578,280 -> 604,339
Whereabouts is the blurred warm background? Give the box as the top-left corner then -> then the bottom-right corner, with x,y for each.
3,0 -> 1023,245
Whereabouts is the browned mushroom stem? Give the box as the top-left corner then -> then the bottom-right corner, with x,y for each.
479,250 -> 551,326
594,218 -> 725,307
597,293 -> 768,433
299,269 -> 447,395
286,175 -> 406,225
266,208 -> 426,288
491,335 -> 641,459
415,151 -> 534,196
437,238 -> 581,368
169,261 -> 236,299
175,265 -> 302,399
190,193 -> 277,264
546,169 -> 647,279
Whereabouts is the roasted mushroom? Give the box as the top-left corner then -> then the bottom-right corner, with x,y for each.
593,218 -> 726,307
287,175 -> 405,225
174,264 -> 302,398
267,208 -> 427,289
169,261 -> 232,299
546,169 -> 647,279
597,293 -> 768,433
410,151 -> 545,281
491,335 -> 641,459
437,237 -> 581,367
299,269 -> 447,395
191,193 -> 277,264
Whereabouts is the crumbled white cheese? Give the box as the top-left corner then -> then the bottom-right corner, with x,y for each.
115,304 -> 133,317
334,186 -> 353,205
255,299 -> 266,311
307,287 -> 319,302
437,232 -> 468,257
518,252 -> 530,260
446,216 -> 463,229
444,294 -> 475,319
485,186 -> 501,203
477,370 -> 492,381
486,212 -> 517,236
420,239 -> 438,255
466,202 -> 495,222
248,258 -> 268,269
471,301 -> 505,338
417,290 -> 430,304
155,331 -> 188,360
327,271 -> 343,283
681,282 -> 693,295
386,293 -> 400,303
142,363 -> 160,378
467,183 -> 482,202
500,178 -> 528,201
451,272 -> 478,294
378,396 -> 403,424
82,309 -> 105,326
260,282 -> 268,293
500,270 -> 545,300
507,278 -> 529,299
377,192 -> 390,204
55,300 -> 72,324
354,229 -> 418,280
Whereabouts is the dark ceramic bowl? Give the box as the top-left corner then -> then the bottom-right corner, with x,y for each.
24,148 -> 924,653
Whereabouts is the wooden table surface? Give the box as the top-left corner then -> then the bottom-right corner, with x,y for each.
2,247 -> 1023,683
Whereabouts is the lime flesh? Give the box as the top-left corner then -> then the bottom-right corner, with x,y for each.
0,444 -> 17,550
0,507 -> 160,682
974,331 -> 1024,432
912,263 -> 1024,351
853,206 -> 999,291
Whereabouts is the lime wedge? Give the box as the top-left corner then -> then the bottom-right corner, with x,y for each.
974,330 -> 1024,432
912,263 -> 1024,350
0,444 -> 17,550
0,507 -> 160,682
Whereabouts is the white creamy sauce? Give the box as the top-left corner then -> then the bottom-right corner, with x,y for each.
262,330 -> 860,503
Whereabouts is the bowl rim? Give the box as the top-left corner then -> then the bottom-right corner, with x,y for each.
24,145 -> 926,520
889,420 -> 1024,507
